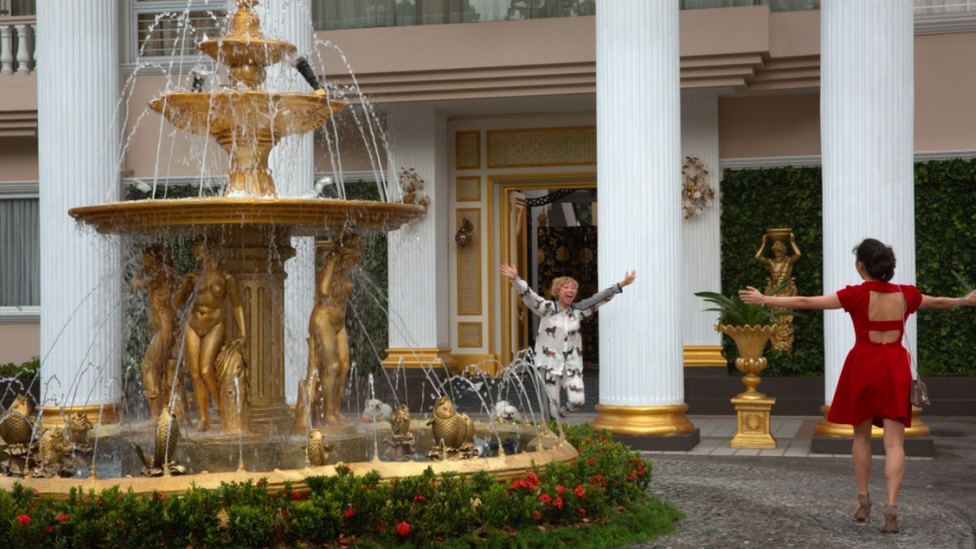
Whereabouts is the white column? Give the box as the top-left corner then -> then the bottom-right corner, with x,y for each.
385,103 -> 452,367
37,0 -> 121,417
821,0 -> 915,406
259,0 -> 316,404
681,91 -> 722,356
592,0 -> 692,435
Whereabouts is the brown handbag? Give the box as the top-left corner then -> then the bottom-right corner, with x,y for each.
910,378 -> 930,407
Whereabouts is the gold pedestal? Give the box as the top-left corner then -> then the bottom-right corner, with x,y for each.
382,348 -> 458,373
813,405 -> 930,438
730,397 -> 777,448
590,404 -> 695,436
41,403 -> 120,427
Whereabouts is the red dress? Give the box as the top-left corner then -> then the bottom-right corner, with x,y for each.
827,281 -> 921,428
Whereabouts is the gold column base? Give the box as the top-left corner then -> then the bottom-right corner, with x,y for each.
41,403 -> 120,427
813,405 -> 931,438
730,396 -> 776,449
590,404 -> 695,436
382,348 -> 458,373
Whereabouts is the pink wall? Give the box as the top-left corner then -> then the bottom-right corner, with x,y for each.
0,324 -> 39,365
719,93 -> 821,158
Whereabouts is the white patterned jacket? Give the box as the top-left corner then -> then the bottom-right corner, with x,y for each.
510,276 -> 622,375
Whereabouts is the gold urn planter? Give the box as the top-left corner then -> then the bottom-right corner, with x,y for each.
718,324 -> 781,449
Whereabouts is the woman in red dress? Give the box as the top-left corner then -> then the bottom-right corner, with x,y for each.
739,238 -> 976,533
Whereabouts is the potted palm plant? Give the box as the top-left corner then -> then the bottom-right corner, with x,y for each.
694,289 -> 791,399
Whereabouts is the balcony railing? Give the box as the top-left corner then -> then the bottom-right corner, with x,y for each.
0,15 -> 35,75
914,0 -> 976,13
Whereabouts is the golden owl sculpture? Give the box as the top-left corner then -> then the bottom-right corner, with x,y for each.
33,428 -> 74,478
66,411 -> 94,450
427,396 -> 475,450
390,404 -> 412,437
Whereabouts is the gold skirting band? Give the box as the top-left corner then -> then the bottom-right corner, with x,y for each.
683,345 -> 725,366
813,405 -> 931,438
382,348 -> 457,373
590,403 -> 695,436
41,402 -> 121,427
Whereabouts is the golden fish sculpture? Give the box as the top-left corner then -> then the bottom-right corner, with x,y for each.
66,411 -> 94,452
0,394 -> 36,449
135,406 -> 186,477
305,429 -> 334,468
426,396 -> 476,461
32,428 -> 75,478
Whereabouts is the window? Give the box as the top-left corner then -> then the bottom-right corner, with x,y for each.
132,0 -> 227,61
0,0 -> 36,17
0,198 -> 39,307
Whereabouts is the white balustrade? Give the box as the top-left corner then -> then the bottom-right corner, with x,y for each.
0,17 -> 35,75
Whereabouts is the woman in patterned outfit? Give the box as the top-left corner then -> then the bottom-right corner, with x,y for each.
500,263 -> 636,418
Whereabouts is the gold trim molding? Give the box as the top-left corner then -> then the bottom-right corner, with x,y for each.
683,345 -> 725,366
813,405 -> 931,438
457,322 -> 483,348
383,348 -> 458,373
590,403 -> 695,436
456,176 -> 481,202
455,131 -> 480,170
41,403 -> 121,426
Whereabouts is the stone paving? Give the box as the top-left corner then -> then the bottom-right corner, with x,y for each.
613,416 -> 976,549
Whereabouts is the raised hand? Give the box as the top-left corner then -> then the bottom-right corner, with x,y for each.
619,270 -> 637,288
738,286 -> 764,305
499,263 -> 519,280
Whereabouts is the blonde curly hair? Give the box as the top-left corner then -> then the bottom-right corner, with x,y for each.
549,276 -> 579,300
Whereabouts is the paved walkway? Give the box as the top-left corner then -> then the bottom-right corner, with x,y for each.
564,414 -> 976,549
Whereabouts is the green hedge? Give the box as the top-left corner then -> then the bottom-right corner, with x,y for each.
719,158 -> 976,377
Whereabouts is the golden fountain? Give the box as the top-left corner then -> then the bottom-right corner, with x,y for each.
5,0 -> 575,497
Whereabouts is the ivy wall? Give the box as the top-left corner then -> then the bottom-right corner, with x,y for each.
719,158 -> 976,377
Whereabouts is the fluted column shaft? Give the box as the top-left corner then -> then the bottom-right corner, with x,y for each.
385,104 -> 451,359
595,1 -> 684,407
821,0 -> 915,404
681,92 -> 721,351
37,0 -> 121,414
260,0 -> 315,404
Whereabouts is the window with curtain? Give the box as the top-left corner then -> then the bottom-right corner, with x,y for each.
0,198 -> 39,307
0,0 -> 35,16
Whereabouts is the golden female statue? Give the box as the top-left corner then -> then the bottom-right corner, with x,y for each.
132,244 -> 179,422
294,235 -> 362,431
174,237 -> 246,432
755,229 -> 801,353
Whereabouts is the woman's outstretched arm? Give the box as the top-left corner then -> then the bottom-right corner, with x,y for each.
920,290 -> 976,310
739,285 -> 842,310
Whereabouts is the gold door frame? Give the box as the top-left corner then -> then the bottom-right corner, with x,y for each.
493,174 -> 597,367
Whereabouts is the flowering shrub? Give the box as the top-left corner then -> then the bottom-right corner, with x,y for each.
0,424 -> 679,548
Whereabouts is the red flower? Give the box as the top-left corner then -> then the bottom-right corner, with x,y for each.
46,525 -> 54,533
556,485 -> 566,496
291,491 -> 302,501
55,513 -> 70,523
344,508 -> 357,519
256,480 -> 265,488
553,497 -> 564,510
538,494 -> 552,504
533,512 -> 543,521
16,515 -> 30,526
97,499 -> 103,506
525,471 -> 540,485
281,509 -> 290,518
586,457 -> 597,466
578,508 -> 587,516
154,492 -> 166,501
376,525 -> 382,532
396,521 -> 411,536
626,473 -> 638,481
413,495 -> 425,503
575,485 -> 586,499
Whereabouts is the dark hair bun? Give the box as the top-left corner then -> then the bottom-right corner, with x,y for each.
854,238 -> 896,282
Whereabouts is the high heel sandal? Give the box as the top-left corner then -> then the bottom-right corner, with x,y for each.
853,494 -> 872,522
881,504 -> 899,533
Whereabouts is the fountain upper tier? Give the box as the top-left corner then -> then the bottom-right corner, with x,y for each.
69,198 -> 427,238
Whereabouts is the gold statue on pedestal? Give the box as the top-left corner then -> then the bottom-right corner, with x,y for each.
132,244 -> 179,423
174,237 -> 247,433
293,235 -> 363,432
755,229 -> 801,353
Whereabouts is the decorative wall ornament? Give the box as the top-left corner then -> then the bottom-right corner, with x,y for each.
455,217 -> 474,248
681,156 -> 715,219
399,167 -> 430,210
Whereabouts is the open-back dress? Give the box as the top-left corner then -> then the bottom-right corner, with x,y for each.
826,280 -> 922,428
